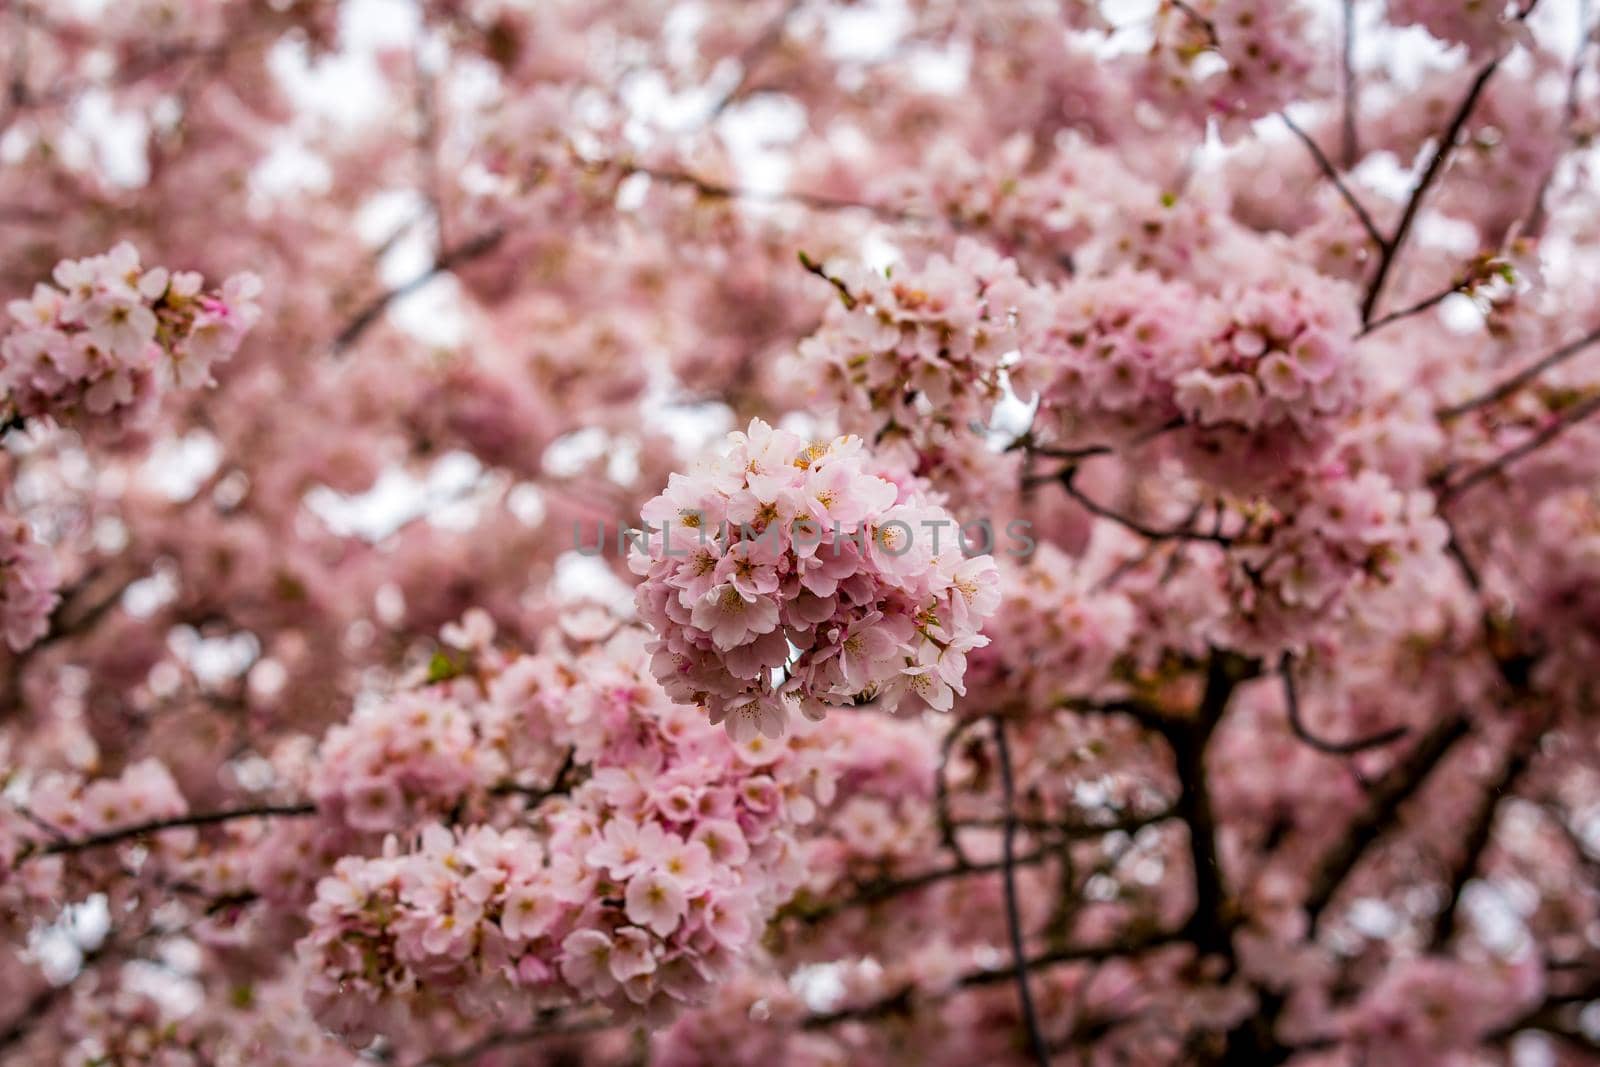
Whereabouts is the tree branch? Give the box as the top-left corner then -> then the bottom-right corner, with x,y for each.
1052,468 -> 1232,546
1356,274 -> 1474,338
1429,721 -> 1543,949
1303,714 -> 1471,929
1437,325 -> 1600,420
1441,391 -> 1600,502
1281,113 -> 1384,252
26,802 -> 315,860
993,715 -> 1052,1067
704,0 -> 803,119
802,928 -> 1186,1029
1340,0 -> 1359,167
1173,653 -> 1243,959
1280,653 -> 1409,756
1361,57 -> 1500,325
331,227 -> 507,353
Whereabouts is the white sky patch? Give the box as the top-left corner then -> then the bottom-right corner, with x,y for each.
250,137 -> 333,199
305,451 -> 486,542
70,89 -> 150,188
141,430 -> 222,502
1346,897 -> 1402,940
551,551 -> 636,612
28,894 -> 110,985
123,564 -> 179,620
168,626 -> 261,687
823,0 -> 908,63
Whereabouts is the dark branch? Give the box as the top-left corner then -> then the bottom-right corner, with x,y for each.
1430,722 -> 1544,949
797,249 -> 859,309
28,802 -> 316,860
1280,113 -> 1385,252
635,166 -> 922,227
1053,468 -> 1232,546
331,227 -> 507,353
1303,714 -> 1471,929
993,716 -> 1052,1067
1360,57 -> 1500,325
1441,391 -> 1600,502
1280,653 -> 1409,756
1437,325 -> 1600,420
1340,0 -> 1359,167
1173,653 -> 1243,959
802,928 -> 1186,1028
1357,274 -> 1473,338
704,0 -> 803,119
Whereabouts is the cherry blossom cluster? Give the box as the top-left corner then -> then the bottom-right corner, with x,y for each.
1173,277 -> 1364,490
1143,0 -> 1322,135
1386,0 -> 1525,58
1221,468 -> 1448,655
55,976 -> 357,1067
1,242 -> 261,432
630,419 -> 1001,739
310,689 -> 506,834
298,621 -> 841,1041
1033,270 -> 1211,449
962,545 -> 1138,713
0,516 -> 59,652
2,758 -> 189,926
791,240 -> 1037,501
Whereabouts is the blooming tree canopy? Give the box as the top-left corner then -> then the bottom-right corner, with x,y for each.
5,0 -> 1600,1064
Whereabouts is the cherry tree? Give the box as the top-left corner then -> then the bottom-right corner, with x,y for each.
4,0 -> 1600,1063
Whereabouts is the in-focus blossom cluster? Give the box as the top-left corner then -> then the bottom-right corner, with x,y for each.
1,242 -> 260,432
631,419 -> 1000,739
1033,270 -> 1363,492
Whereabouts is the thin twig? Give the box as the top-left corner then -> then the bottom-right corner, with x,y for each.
1527,0 -> 1594,236
1341,0 -> 1359,167
1281,112 -> 1385,251
1056,469 -> 1232,546
1357,275 -> 1473,338
1303,714 -> 1471,929
632,164 -> 923,227
802,929 -> 1186,1028
1429,717 -> 1544,949
1280,653 -> 1409,755
705,0 -> 803,119
993,716 -> 1052,1067
935,718 -> 981,866
493,749 -> 579,804
331,227 -> 507,353
26,802 -> 315,860
1441,392 -> 1600,502
421,1012 -> 619,1066
797,250 -> 858,309
1169,0 -> 1221,47
1361,57 -> 1501,325
1437,325 -> 1600,419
